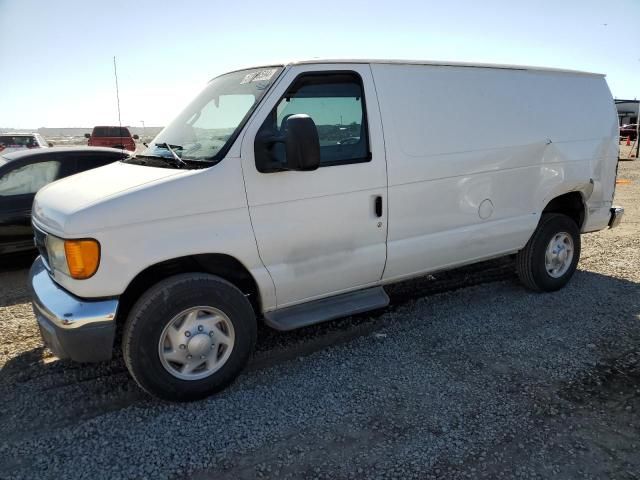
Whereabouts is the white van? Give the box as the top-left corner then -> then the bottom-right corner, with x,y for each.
29,59 -> 623,401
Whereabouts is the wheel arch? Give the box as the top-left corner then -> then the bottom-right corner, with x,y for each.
117,253 -> 262,324
541,191 -> 586,230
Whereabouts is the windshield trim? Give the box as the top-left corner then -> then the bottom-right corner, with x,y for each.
207,63 -> 284,83
202,65 -> 285,165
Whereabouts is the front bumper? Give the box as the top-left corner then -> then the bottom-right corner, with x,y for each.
29,257 -> 118,362
609,206 -> 624,229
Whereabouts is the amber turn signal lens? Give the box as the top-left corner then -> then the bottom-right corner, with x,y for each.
64,239 -> 100,279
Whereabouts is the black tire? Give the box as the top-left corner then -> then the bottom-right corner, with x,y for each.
516,213 -> 581,292
122,273 -> 256,401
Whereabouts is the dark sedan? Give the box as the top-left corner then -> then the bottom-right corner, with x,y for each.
0,147 -> 130,256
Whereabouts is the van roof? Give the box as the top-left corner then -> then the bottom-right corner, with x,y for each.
236,59 -> 603,77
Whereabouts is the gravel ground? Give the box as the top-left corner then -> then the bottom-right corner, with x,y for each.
0,159 -> 639,479
620,140 -> 638,160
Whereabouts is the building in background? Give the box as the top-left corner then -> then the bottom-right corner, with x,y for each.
615,99 -> 638,126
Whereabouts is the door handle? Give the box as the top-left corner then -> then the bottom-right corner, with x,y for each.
374,196 -> 383,217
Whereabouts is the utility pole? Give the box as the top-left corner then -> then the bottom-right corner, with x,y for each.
636,101 -> 639,159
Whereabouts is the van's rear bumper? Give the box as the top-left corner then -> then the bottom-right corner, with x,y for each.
29,257 -> 118,362
609,206 -> 624,229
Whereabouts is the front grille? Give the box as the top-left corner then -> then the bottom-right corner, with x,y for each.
33,225 -> 50,268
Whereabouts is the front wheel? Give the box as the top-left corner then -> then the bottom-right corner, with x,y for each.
122,273 -> 256,401
516,213 -> 581,292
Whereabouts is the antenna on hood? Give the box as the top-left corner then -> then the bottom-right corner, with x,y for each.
113,56 -> 124,154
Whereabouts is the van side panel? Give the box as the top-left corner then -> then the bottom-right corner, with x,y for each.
371,63 -> 617,281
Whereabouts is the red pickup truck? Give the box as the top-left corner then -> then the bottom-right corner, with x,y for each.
85,126 -> 138,151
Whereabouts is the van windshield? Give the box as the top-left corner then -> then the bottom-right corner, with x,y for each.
140,66 -> 282,165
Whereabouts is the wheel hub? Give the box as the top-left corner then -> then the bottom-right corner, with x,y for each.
186,333 -> 211,357
158,306 -> 235,381
545,232 -> 574,278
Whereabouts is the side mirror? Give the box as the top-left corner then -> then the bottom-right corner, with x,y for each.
284,115 -> 320,171
255,114 -> 320,173
133,134 -> 139,140
84,133 -> 91,139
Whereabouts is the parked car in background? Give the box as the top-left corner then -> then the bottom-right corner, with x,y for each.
620,124 -> 638,141
29,60 -> 623,401
0,147 -> 130,255
85,126 -> 139,151
0,133 -> 51,154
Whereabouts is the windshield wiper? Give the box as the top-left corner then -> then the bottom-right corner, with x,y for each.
154,143 -> 187,168
128,153 -> 183,169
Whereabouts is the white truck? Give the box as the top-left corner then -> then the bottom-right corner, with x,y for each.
29,59 -> 623,401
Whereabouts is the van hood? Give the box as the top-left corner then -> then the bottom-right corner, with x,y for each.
33,161 -> 187,234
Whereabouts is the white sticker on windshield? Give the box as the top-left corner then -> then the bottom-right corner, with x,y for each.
252,68 -> 277,82
240,72 -> 258,84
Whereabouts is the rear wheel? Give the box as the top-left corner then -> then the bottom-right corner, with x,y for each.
516,213 -> 581,292
122,273 -> 256,401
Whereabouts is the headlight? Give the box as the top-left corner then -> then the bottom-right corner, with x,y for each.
45,235 -> 100,279
46,235 -> 69,275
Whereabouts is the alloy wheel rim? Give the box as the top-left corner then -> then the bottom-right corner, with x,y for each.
158,306 -> 235,381
544,232 -> 574,278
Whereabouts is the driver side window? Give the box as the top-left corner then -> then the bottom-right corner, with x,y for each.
259,72 -> 371,167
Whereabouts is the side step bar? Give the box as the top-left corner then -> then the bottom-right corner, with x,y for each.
264,287 -> 390,331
